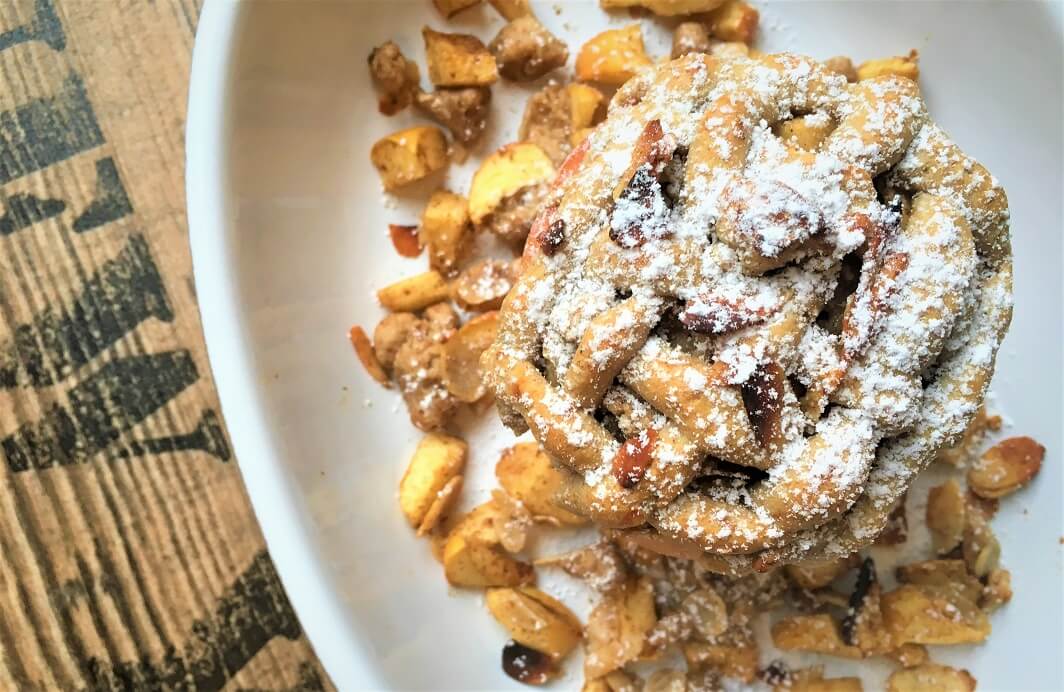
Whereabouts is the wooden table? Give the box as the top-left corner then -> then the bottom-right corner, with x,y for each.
0,1 -> 330,688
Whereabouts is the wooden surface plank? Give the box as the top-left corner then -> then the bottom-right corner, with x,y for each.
0,0 -> 331,688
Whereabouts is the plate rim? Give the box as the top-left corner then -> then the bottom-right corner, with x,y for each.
185,2 -> 375,688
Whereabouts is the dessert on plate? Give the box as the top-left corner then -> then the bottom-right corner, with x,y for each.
356,2 -> 1045,688
482,51 -> 1013,575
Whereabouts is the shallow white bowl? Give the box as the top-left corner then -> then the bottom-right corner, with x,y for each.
187,2 -> 1064,689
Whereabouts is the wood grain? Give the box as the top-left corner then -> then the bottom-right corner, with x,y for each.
0,0 -> 331,688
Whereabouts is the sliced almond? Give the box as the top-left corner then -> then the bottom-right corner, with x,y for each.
778,667 -> 863,692
645,610 -> 694,652
885,643 -> 929,669
451,259 -> 514,312
896,559 -> 982,606
926,479 -> 966,555
875,496 -> 908,546
611,429 -> 657,488
349,325 -> 391,386
968,436 -> 1045,498
971,534 -> 1001,579
443,311 -> 499,402
398,433 -> 467,530
496,442 -> 588,525
683,642 -> 760,684
771,614 -> 862,659
644,669 -> 687,692
442,502 -> 535,587
486,586 -> 582,659
961,507 -> 1000,578
887,664 -> 976,692
980,568 -> 1012,612
784,556 -> 858,590
583,670 -> 640,692
491,488 -> 533,553
584,576 -> 657,679
740,361 -> 786,449
683,587 -> 728,640
417,474 -> 464,537
881,584 -> 989,645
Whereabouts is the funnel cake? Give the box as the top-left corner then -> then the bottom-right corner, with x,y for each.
482,53 -> 1012,574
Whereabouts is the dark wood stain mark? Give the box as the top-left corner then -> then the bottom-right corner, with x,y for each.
3,350 -> 198,472
81,551 -> 303,691
73,157 -> 133,233
116,409 -> 231,462
234,661 -> 327,692
0,192 -> 66,235
0,73 -> 103,185
0,233 -> 173,388
0,0 -> 65,53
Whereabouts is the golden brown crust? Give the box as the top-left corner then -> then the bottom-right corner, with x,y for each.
482,53 -> 1012,572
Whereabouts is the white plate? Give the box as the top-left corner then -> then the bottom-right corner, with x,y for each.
186,2 -> 1064,689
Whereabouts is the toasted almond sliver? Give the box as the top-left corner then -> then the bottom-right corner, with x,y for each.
926,479 -> 966,555
443,311 -> 500,402
980,568 -> 1012,612
771,614 -> 862,659
887,663 -> 976,692
683,587 -> 728,640
896,559 -> 982,605
399,433 -> 467,530
968,436 -> 1045,498
442,502 -> 535,588
645,610 -> 693,652
451,259 -> 514,312
961,508 -> 1000,578
417,475 -> 463,537
584,576 -> 656,679
496,442 -> 589,525
886,643 -> 929,669
486,586 -> 582,660
644,669 -> 686,692
491,488 -> 533,553
881,584 -> 989,645
683,642 -> 760,684
428,530 -> 448,563
349,325 -> 391,386
784,556 -> 857,590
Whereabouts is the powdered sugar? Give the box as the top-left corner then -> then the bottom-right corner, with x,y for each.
483,52 -> 1012,568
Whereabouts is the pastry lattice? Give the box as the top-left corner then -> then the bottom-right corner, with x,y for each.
482,53 -> 1012,573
